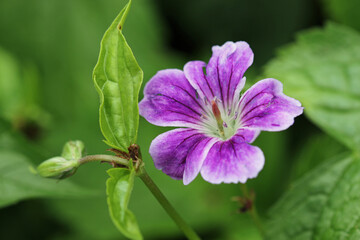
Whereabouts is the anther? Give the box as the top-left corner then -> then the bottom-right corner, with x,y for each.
234,111 -> 238,119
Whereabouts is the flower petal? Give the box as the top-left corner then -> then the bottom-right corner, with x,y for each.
208,41 -> 254,107
200,136 -> 265,184
149,128 -> 216,182
183,137 -> 218,185
139,69 -> 205,128
183,61 -> 214,104
233,127 -> 261,144
239,78 -> 303,131
184,42 -> 253,109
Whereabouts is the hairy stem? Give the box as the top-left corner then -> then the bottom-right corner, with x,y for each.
79,154 -> 129,166
139,169 -> 201,240
240,183 -> 265,236
78,154 -> 200,239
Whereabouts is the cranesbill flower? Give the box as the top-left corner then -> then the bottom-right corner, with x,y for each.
139,41 -> 303,185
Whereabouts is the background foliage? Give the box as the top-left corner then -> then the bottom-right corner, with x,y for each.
0,0 -> 359,239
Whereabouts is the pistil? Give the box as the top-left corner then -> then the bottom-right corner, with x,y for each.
211,100 -> 225,138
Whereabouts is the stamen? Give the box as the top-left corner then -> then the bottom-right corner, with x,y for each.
200,114 -> 208,120
234,111 -> 238,119
213,96 -> 222,103
204,97 -> 208,105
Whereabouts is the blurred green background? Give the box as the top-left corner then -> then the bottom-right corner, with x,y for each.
0,0 -> 354,239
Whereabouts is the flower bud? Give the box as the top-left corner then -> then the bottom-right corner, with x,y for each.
37,156 -> 79,179
61,140 -> 84,160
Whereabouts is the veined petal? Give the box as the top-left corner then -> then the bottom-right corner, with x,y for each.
200,137 -> 265,184
184,61 -> 214,103
183,137 -> 218,185
149,128 -> 216,182
206,41 -> 254,108
139,69 -> 205,128
184,42 -> 253,109
233,128 -> 261,144
238,78 -> 303,131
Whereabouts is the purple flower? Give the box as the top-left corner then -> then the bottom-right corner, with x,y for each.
139,41 -> 303,185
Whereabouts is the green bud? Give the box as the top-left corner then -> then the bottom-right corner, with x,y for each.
37,156 -> 79,179
61,140 -> 85,160
36,140 -> 85,179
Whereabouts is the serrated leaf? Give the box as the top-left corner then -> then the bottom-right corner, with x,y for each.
0,151 -> 93,208
265,23 -> 360,152
93,0 -> 143,152
106,166 -> 142,240
289,134 -> 345,181
266,154 -> 360,239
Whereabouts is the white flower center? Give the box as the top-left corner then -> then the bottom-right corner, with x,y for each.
199,97 -> 241,140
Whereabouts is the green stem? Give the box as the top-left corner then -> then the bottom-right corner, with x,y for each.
79,154 -> 129,166
78,154 -> 200,239
240,184 -> 265,236
139,169 -> 201,240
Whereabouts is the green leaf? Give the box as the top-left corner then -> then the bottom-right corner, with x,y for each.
322,0 -> 360,32
265,23 -> 360,152
266,154 -> 360,239
0,151 -> 92,208
289,134 -> 345,181
106,166 -> 142,240
93,0 -> 143,152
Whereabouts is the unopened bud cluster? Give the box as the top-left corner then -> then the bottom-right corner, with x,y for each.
36,140 -> 84,179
